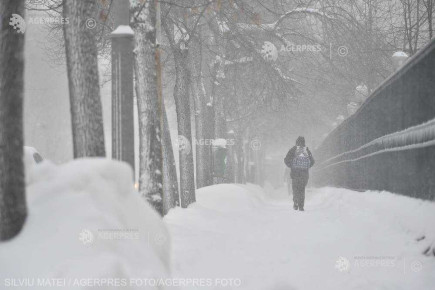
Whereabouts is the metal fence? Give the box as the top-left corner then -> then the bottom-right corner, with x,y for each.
312,39 -> 435,200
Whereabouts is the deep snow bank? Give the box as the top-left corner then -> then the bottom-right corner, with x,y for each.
0,159 -> 170,290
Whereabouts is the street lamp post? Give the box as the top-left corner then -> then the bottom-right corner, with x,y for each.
111,0 -> 135,172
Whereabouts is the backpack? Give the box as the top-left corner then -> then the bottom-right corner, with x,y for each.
291,147 -> 311,170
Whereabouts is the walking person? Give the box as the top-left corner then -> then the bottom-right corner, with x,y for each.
284,136 -> 315,211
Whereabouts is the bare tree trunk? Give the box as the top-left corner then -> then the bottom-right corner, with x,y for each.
162,16 -> 196,208
190,37 -> 213,188
213,66 -> 227,185
225,137 -> 236,183
213,61 -> 227,140
173,51 -> 196,207
208,24 -> 227,185
235,132 -> 245,183
0,0 -> 27,241
132,0 -> 164,214
63,0 -> 106,158
162,104 -> 179,214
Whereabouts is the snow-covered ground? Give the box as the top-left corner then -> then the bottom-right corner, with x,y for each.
0,159 -> 170,290
165,184 -> 435,290
1,159 -> 434,290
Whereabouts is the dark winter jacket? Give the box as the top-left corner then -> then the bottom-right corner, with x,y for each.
284,146 -> 315,180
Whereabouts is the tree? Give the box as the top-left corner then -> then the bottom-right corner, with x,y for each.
63,0 -> 106,157
131,0 -> 164,214
162,105 -> 180,214
0,0 -> 27,241
162,8 -> 196,208
189,30 -> 214,188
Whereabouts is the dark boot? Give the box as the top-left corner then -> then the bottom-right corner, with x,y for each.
293,204 -> 298,210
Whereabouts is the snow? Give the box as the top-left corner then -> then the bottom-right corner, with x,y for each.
165,184 -> 435,290
216,19 -> 230,34
393,51 -> 409,58
222,57 -> 253,65
2,160 -> 434,289
347,102 -> 359,116
0,159 -> 170,289
174,24 -> 189,44
24,146 -> 43,184
213,138 -> 227,148
236,7 -> 332,32
111,25 -> 134,36
354,84 -> 368,103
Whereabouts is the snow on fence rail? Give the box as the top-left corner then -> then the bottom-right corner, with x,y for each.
319,117 -> 435,168
313,39 -> 435,200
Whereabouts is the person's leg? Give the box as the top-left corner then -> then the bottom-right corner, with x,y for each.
297,180 -> 303,210
299,176 -> 309,211
299,186 -> 305,210
291,178 -> 298,209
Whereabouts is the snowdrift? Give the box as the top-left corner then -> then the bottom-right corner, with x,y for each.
0,159 -> 170,290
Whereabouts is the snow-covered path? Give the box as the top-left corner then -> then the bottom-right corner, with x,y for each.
165,184 -> 435,290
